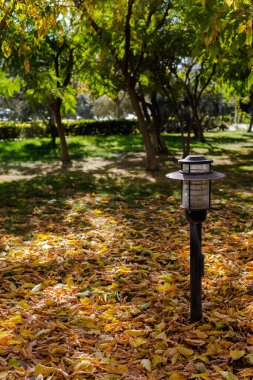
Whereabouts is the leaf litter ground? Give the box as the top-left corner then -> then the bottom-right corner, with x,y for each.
0,152 -> 252,379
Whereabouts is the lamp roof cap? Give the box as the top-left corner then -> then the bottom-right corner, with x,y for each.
178,155 -> 213,164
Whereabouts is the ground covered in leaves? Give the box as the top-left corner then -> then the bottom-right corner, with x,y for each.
0,144 -> 252,379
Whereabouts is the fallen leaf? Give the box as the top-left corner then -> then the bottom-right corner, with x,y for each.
125,329 -> 147,337
220,371 -> 238,380
152,354 -> 163,367
176,346 -> 194,357
129,337 -> 147,347
30,284 -> 42,293
230,350 -> 245,360
140,359 -> 152,372
168,371 -> 187,380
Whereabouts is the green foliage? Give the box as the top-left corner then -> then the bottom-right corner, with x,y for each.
0,119 -> 138,140
0,121 -> 47,140
0,72 -> 21,97
204,115 -> 229,131
64,119 -> 138,136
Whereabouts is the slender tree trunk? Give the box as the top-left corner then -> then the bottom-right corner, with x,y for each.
248,94 -> 253,132
114,99 -> 122,118
175,112 -> 190,158
127,85 -> 158,171
191,103 -> 205,142
150,95 -> 168,155
51,97 -> 70,163
49,114 -> 57,148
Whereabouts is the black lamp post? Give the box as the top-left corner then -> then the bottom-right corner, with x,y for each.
166,155 -> 225,322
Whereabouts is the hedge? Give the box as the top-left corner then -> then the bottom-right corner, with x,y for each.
0,119 -> 138,140
64,119 -> 138,136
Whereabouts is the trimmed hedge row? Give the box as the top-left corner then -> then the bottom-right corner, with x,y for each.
0,119 -> 138,140
0,121 -> 46,140
64,119 -> 138,136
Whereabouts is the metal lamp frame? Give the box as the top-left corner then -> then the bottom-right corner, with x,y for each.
166,155 -> 225,322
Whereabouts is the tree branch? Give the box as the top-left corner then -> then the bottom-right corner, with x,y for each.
124,0 -> 135,79
63,48 -> 74,87
198,62 -> 216,100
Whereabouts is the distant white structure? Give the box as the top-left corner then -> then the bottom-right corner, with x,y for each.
228,123 -> 248,131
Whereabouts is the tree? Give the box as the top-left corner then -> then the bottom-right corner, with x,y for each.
1,0 -> 82,161
3,1 -> 82,162
73,0 -> 175,171
202,0 -> 253,131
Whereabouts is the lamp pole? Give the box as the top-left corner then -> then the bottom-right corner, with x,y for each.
186,210 -> 206,322
166,156 -> 225,322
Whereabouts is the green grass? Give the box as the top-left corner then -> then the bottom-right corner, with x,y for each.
0,135 -> 145,163
0,131 -> 253,166
0,130 -> 252,172
0,132 -> 251,241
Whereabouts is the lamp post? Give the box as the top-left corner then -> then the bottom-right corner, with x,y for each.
166,155 -> 225,322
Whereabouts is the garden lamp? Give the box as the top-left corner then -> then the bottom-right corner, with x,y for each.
166,155 -> 225,322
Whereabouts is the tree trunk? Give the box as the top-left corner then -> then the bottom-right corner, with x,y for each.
248,95 -> 253,132
114,98 -> 122,118
175,111 -> 190,158
127,85 -> 158,171
191,103 -> 205,142
48,114 -> 58,148
150,95 -> 168,155
51,97 -> 70,163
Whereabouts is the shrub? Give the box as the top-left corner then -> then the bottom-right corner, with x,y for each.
0,121 -> 47,140
0,119 -> 138,140
63,119 -> 138,136
204,116 -> 228,131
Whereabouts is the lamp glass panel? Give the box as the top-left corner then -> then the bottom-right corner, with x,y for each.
182,180 -> 210,209
182,163 -> 210,174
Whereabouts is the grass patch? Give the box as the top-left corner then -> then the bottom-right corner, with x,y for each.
0,130 -> 252,163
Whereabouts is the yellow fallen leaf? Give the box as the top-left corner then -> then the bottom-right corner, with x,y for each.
195,362 -> 208,373
34,364 -> 68,377
129,337 -> 147,347
74,360 -> 94,372
8,359 -> 20,368
152,354 -> 163,367
125,329 -> 147,337
34,329 -> 51,338
94,209 -> 103,214
155,320 -> 166,332
2,315 -> 23,327
154,341 -> 167,350
171,353 -> 179,365
198,324 -> 212,331
185,338 -> 206,347
220,371 -> 238,380
194,330 -> 208,339
176,346 -> 194,357
153,331 -> 168,340
17,300 -> 29,309
230,350 -> 245,360
246,353 -> 253,364
80,297 -> 91,305
104,364 -> 128,375
34,364 -> 56,376
168,371 -> 187,380
140,359 -> 152,372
